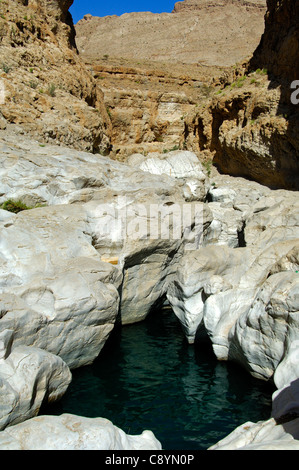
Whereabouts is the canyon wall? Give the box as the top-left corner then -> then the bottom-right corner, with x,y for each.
75,0 -> 266,160
250,0 -> 299,84
75,0 -> 298,190
202,0 -> 299,190
0,0 -> 111,153
176,0 -> 299,190
76,1 -> 266,67
173,0 -> 266,13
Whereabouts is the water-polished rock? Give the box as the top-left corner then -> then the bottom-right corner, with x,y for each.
209,416 -> 299,450
0,203 -> 122,370
0,132 -> 183,208
166,245 -> 253,344
230,270 -> 299,381
127,150 -> 210,202
166,170 -> 299,364
0,329 -> 71,430
0,414 -> 162,450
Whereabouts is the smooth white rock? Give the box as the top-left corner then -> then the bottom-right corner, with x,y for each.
0,204 -> 122,369
0,414 -> 162,450
0,334 -> 71,430
209,417 -> 299,450
229,271 -> 299,381
128,150 -> 210,201
166,245 -> 255,344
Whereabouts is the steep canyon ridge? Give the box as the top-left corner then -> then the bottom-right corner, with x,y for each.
74,0 -> 298,190
0,0 -> 298,450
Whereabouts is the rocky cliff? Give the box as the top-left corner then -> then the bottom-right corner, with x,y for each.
0,0 -> 111,153
199,0 -> 299,190
250,0 -> 299,84
75,0 -> 266,160
173,0 -> 266,13
75,1 -> 266,66
184,65 -> 299,190
75,0 -> 298,190
0,0 -> 298,451
88,57 -> 231,159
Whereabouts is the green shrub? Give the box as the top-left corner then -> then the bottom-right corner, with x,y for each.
47,83 -> 56,97
0,199 -> 46,213
255,68 -> 268,76
202,160 -> 212,177
2,63 -> 11,73
0,199 -> 32,213
162,145 -> 179,154
29,80 -> 38,89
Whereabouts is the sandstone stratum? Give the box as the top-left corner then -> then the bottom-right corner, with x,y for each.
76,0 -> 266,66
74,0 -> 299,190
0,0 -> 299,451
0,0 -> 111,153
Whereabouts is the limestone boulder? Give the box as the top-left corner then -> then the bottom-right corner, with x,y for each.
127,150 -> 210,202
208,174 -> 272,210
0,131 -> 182,208
167,237 -> 299,358
209,417 -> 299,450
0,132 -> 213,356
204,201 -> 244,248
0,330 -> 71,430
244,196 -> 299,250
210,375 -> 299,450
85,193 -> 213,325
0,203 -> 122,370
169,174 -> 299,356
0,414 -> 162,450
166,245 -> 254,343
229,271 -> 299,381
210,370 -> 299,450
206,240 -> 299,362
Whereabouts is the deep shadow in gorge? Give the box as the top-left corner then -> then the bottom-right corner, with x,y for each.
206,0 -> 299,191
41,306 -> 275,450
248,0 -> 299,190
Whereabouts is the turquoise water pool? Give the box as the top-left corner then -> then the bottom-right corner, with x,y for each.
42,307 -> 274,450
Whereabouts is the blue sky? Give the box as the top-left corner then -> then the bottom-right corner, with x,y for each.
70,1 -> 175,23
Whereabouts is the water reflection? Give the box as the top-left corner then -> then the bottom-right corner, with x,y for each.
42,307 -> 274,450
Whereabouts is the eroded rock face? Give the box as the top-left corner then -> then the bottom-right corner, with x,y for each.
229,270 -> 299,380
0,125 -> 298,449
250,0 -> 299,84
173,0 -> 266,13
0,130 -> 215,441
166,174 -> 299,377
209,416 -> 299,450
0,414 -> 162,450
0,129 -> 212,365
185,69 -> 299,190
0,331 -> 72,430
74,0 -> 267,160
127,150 -> 210,201
75,1 -> 266,66
0,0 -> 111,153
0,203 -> 122,370
189,0 -> 299,191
